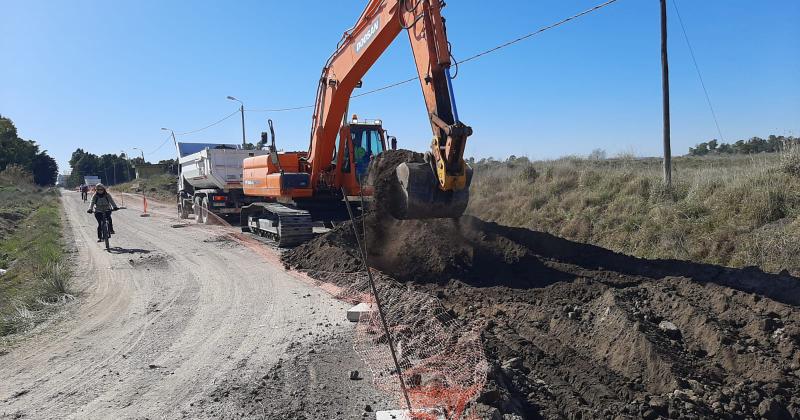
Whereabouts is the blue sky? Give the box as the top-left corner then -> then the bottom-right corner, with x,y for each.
2,0 -> 798,172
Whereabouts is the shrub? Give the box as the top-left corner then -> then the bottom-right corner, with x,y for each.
781,144 -> 800,178
519,165 -> 539,182
0,164 -> 34,186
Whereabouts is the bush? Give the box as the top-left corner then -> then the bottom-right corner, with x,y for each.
781,145 -> 800,178
519,165 -> 539,182
0,164 -> 34,186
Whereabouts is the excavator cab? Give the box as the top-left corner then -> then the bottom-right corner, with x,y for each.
348,118 -> 385,180
336,116 -> 388,193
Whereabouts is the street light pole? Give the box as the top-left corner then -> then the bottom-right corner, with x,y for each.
227,96 -> 246,148
122,150 -> 131,182
161,128 -> 178,148
132,148 -> 145,161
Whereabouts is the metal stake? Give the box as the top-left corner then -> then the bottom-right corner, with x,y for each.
341,188 -> 413,413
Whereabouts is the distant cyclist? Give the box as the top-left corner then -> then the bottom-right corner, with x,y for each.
79,184 -> 89,202
87,183 -> 119,242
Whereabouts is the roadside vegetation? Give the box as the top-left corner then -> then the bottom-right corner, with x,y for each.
1,115 -> 58,186
66,148 -> 178,189
688,134 -> 798,156
467,142 -> 800,276
0,166 -> 70,337
114,173 -> 178,203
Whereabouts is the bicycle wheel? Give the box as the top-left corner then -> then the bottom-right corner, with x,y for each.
103,220 -> 110,250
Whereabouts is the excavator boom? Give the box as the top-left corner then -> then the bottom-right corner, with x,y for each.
306,0 -> 473,219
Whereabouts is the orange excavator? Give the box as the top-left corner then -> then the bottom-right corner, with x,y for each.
241,0 -> 472,246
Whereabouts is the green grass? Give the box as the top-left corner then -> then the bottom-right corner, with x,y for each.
113,173 -> 177,203
467,148 -> 800,276
0,174 -> 70,337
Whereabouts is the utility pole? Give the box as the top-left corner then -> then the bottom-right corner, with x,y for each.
132,147 -> 145,180
227,96 -> 246,148
660,0 -> 672,186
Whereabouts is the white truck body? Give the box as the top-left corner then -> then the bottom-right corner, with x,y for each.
175,142 -> 269,223
177,143 -> 268,191
84,176 -> 101,186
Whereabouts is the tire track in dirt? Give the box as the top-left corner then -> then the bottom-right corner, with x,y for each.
0,191 -> 388,419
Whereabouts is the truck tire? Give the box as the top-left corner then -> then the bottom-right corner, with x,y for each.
200,197 -> 212,225
194,197 -> 205,224
178,200 -> 189,219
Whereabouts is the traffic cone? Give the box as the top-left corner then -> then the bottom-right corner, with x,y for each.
140,194 -> 150,217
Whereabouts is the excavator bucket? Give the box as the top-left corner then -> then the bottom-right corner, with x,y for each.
389,162 -> 472,220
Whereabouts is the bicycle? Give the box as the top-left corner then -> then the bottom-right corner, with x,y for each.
88,207 -> 125,251
81,191 -> 88,202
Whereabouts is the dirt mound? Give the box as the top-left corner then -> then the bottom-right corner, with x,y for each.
366,149 -> 425,216
283,149 -> 800,418
284,213 -> 800,418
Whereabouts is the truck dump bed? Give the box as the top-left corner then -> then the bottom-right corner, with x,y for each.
177,143 -> 268,191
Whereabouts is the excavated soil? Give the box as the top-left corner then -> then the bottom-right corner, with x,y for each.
284,150 -> 800,419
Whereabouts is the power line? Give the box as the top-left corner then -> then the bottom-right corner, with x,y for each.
244,0 -> 620,113
671,0 -> 725,142
147,134 -> 174,155
459,0 -> 619,64
351,76 -> 419,98
174,108 -> 241,135
245,104 -> 314,113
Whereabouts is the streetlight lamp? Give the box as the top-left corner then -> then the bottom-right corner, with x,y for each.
227,95 -> 246,148
161,127 -> 178,147
132,147 -> 145,161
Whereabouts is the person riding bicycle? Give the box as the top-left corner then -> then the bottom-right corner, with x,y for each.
79,184 -> 89,201
87,183 -> 119,242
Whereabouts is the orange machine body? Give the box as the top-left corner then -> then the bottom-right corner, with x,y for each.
242,152 -> 313,199
243,120 -> 387,202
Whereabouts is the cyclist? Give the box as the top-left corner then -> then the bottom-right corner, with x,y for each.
87,183 -> 119,242
79,184 -> 89,202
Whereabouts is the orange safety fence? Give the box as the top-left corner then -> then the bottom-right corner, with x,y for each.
301,270 -> 488,419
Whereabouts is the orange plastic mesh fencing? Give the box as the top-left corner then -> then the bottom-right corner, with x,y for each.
302,269 -> 488,419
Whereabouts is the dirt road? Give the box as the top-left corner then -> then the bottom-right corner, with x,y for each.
0,192 -> 388,419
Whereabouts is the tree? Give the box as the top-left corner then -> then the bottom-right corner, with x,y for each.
688,135 -> 798,156
0,115 -> 59,185
31,152 -> 58,185
158,158 -> 179,175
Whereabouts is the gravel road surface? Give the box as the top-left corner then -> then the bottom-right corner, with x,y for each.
0,192 -> 389,419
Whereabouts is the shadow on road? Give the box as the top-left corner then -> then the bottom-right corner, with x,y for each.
108,247 -> 151,255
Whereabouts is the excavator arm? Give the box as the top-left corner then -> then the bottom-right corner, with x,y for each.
306,0 -> 472,219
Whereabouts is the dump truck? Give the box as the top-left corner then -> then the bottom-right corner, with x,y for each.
84,175 -> 101,187
176,142 -> 268,223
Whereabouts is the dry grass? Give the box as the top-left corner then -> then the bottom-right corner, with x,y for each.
467,152 -> 800,275
0,170 -> 70,336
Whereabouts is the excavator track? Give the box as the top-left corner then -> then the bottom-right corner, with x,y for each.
243,203 -> 313,247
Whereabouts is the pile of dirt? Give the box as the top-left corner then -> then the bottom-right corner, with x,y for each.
282,150 -> 800,419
